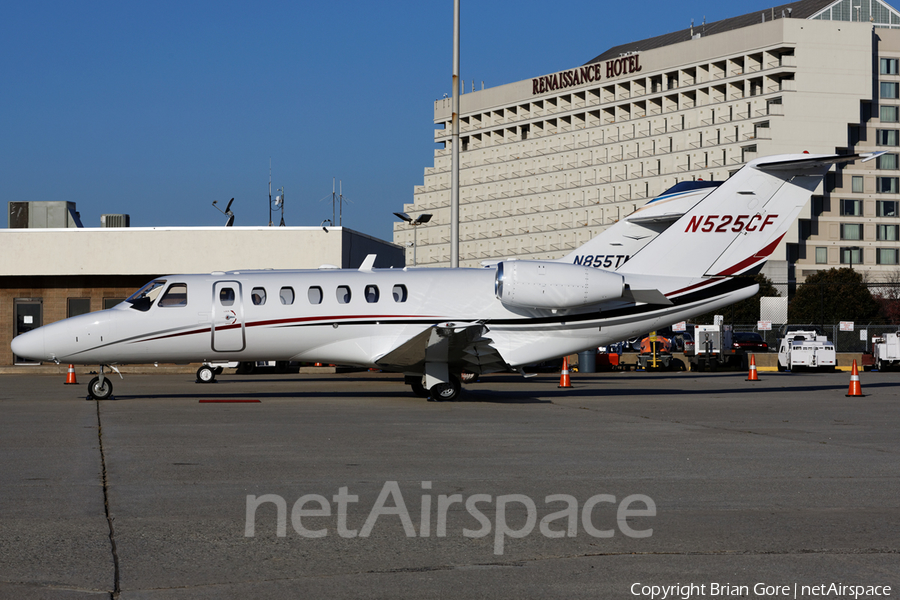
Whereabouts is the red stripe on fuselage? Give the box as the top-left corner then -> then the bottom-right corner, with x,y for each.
134,314 -> 440,344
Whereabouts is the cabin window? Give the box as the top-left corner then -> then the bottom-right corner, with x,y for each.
219,287 -> 235,306
336,285 -> 352,304
365,285 -> 379,303
251,287 -> 267,305
159,283 -> 188,307
280,287 -> 295,305
308,286 -> 323,304
392,284 -> 408,302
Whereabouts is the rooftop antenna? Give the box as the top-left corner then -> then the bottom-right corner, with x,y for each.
212,198 -> 235,227
339,180 -> 343,226
332,178 -> 336,227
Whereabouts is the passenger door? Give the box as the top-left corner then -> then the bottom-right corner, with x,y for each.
212,281 -> 245,352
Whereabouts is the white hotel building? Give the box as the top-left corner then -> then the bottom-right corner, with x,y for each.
395,0 -> 900,286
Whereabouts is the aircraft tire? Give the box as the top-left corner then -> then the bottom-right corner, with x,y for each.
196,365 -> 217,384
429,377 -> 461,402
88,377 -> 113,400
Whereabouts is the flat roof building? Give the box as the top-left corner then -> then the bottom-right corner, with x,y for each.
0,225 -> 402,366
397,0 -> 900,287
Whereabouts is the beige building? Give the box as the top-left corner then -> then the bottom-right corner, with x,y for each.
396,0 -> 900,287
0,225 -> 402,366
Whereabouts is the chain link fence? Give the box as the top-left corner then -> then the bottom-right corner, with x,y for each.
731,324 -> 900,353
709,279 -> 900,353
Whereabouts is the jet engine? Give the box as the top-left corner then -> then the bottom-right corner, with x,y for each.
494,261 -> 625,309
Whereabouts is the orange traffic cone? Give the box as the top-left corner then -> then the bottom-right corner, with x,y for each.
746,354 -> 759,381
64,364 -> 78,385
558,356 -> 572,388
846,359 -> 864,397
314,362 -> 323,367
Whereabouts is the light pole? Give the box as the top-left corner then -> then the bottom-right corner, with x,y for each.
394,212 -> 433,266
848,246 -> 860,270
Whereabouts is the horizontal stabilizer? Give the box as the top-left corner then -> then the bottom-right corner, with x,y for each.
755,152 -> 884,172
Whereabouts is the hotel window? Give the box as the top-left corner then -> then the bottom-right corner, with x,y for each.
815,247 -> 828,264
877,248 -> 900,264
881,106 -> 899,122
852,176 -> 864,193
877,200 -> 899,216
877,177 -> 900,193
840,199 -> 863,216
840,247 -> 863,264
840,223 -> 864,240
882,82 -> 900,99
878,153 -> 899,170
881,58 -> 899,75
877,129 -> 899,146
877,224 -> 899,240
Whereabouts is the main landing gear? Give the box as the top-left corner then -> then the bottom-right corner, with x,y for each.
405,374 -> 462,401
196,364 -> 223,383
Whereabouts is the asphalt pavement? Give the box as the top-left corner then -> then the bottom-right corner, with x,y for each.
0,369 -> 897,599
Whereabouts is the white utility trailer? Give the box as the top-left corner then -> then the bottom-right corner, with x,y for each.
777,330 -> 836,371
872,332 -> 900,370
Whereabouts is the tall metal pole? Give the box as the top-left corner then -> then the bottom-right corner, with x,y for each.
450,0 -> 460,268
268,159 -> 273,227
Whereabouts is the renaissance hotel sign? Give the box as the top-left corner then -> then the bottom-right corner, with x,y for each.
532,54 -> 643,95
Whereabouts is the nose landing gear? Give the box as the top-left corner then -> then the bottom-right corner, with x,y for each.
87,365 -> 122,400
88,376 -> 113,400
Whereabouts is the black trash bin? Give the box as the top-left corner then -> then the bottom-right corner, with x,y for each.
577,350 -> 597,373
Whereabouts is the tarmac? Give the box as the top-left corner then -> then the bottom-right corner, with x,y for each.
0,369 -> 897,599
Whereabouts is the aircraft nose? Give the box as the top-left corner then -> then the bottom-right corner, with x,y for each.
11,327 -> 46,362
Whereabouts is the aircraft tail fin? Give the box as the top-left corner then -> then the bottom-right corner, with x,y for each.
570,153 -> 880,282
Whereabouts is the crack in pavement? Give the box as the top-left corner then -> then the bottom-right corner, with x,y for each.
95,399 -> 121,600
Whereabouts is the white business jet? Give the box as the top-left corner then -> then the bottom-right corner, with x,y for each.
11,153 -> 877,400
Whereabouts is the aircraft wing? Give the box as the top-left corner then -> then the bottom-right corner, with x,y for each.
374,322 -> 508,375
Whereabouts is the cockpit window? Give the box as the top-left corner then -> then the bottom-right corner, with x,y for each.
158,283 -> 188,307
126,280 -> 167,312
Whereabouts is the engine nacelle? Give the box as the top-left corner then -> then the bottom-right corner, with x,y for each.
495,261 -> 625,309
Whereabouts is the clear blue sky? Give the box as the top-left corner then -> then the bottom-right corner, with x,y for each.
2,0 -> 757,241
